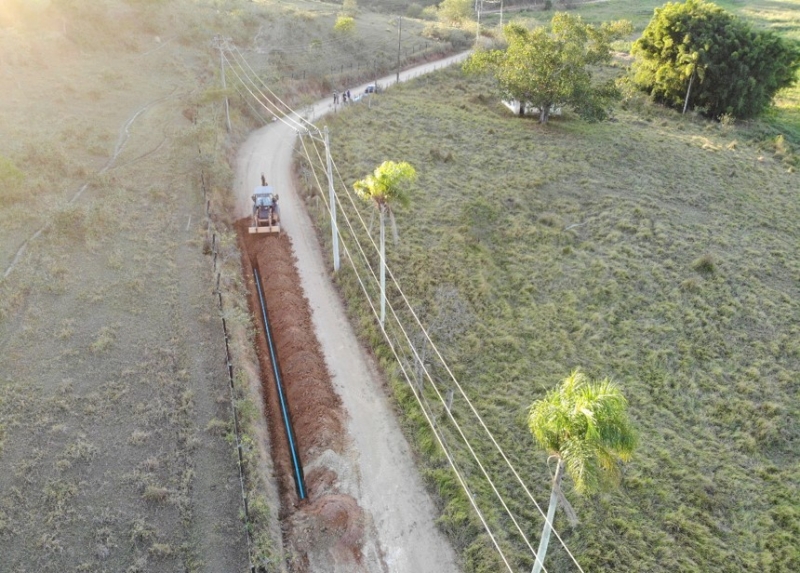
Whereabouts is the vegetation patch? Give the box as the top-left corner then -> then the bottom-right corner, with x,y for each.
302,42 -> 800,571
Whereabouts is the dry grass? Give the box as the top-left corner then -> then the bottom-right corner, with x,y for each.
0,1 -> 261,571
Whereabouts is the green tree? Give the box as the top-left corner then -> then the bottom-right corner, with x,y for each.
354,161 -> 417,324
334,15 -> 356,35
464,14 -> 631,123
438,0 -> 472,25
528,369 -> 637,573
632,0 -> 800,119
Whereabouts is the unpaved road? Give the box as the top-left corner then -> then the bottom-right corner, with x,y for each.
235,53 -> 469,573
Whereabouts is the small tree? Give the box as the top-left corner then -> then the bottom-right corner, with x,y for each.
354,161 -> 417,325
528,370 -> 637,573
464,14 -> 632,123
438,0 -> 473,25
341,0 -> 357,17
632,0 -> 800,119
334,15 -> 356,35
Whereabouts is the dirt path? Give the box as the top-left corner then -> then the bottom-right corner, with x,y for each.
235,53 -> 469,573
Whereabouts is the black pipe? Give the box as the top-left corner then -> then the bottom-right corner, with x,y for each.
253,266 -> 307,501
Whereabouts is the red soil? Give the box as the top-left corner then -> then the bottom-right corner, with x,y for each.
238,222 -> 364,571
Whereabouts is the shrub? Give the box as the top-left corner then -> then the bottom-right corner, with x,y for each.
0,156 -> 25,206
438,0 -> 473,25
691,253 -> 716,274
632,0 -> 800,119
406,3 -> 423,18
421,5 -> 438,20
334,15 -> 356,35
342,0 -> 358,17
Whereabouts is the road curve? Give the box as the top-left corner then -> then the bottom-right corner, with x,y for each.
235,52 -> 469,573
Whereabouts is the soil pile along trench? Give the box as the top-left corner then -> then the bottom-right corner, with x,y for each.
238,223 -> 383,572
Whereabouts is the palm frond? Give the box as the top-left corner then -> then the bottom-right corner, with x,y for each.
528,368 -> 637,495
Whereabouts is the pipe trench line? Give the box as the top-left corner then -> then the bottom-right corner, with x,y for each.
252,265 -> 307,501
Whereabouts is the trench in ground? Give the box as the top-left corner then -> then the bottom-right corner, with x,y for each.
237,222 -> 368,571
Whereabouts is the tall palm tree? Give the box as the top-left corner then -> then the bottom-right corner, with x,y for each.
528,369 -> 637,573
354,160 -> 417,324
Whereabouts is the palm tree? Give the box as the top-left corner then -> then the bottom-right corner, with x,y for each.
354,160 -> 417,324
528,369 -> 637,573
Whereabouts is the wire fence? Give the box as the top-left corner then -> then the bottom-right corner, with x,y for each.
196,113 -> 258,573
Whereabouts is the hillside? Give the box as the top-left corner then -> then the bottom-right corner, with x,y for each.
306,31 -> 800,573
0,0 -> 463,571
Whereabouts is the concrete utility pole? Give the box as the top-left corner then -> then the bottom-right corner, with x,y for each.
324,126 -> 340,271
396,16 -> 402,84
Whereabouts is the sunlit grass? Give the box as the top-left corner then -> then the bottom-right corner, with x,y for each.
309,60 -> 800,572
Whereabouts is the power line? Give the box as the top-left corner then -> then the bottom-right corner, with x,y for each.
303,138 -> 549,570
326,151 -> 586,572
297,136 -> 517,571
221,50 -> 307,132
297,107 -> 564,570
231,54 -> 583,573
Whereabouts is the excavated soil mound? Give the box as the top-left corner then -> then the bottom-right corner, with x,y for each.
238,223 -> 363,571
288,494 -> 366,567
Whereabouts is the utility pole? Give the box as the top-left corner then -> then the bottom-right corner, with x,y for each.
323,126 -> 340,271
379,204 -> 386,324
475,0 -> 482,43
217,37 -> 232,133
396,16 -> 402,84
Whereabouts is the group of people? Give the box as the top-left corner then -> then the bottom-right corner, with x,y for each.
332,89 -> 352,105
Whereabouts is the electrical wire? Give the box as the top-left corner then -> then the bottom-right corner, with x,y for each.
302,111 -> 557,567
221,51 -> 307,132
227,44 -> 316,131
297,136 -> 517,572
231,52 -> 583,572
299,136 -> 550,570
327,151 -> 587,573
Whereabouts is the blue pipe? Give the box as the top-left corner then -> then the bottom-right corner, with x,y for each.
253,266 -> 307,501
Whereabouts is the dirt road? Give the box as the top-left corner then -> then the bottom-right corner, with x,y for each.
235,53 -> 469,573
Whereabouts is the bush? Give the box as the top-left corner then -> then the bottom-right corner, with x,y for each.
423,23 -> 473,49
691,253 -> 716,274
0,156 -> 25,207
632,0 -> 800,119
438,0 -> 473,25
334,15 -> 356,35
406,2 -> 423,18
421,5 -> 438,20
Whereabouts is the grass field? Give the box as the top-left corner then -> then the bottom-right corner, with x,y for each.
0,2 -> 259,570
0,0 -> 464,570
302,4 -> 800,570
3,0 -> 797,571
